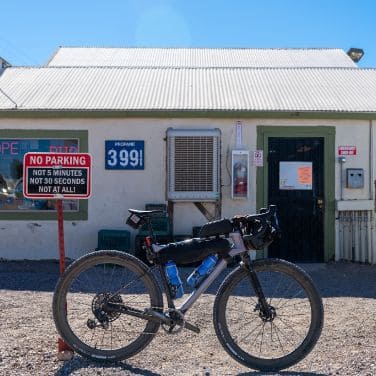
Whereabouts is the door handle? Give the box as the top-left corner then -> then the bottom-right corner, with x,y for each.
317,198 -> 324,210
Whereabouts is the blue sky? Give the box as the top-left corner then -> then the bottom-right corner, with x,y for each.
0,0 -> 375,67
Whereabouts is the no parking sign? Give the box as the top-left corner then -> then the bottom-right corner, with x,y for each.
22,152 -> 92,357
23,152 -> 92,199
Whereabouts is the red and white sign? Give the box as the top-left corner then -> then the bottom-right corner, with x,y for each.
338,146 -> 357,156
253,150 -> 264,167
23,152 -> 92,199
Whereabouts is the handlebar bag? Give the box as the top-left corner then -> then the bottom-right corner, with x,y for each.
199,219 -> 233,238
156,238 -> 231,265
243,222 -> 275,250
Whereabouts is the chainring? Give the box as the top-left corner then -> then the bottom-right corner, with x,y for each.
161,309 -> 185,334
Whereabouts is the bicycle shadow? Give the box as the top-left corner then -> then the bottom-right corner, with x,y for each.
54,355 -> 161,376
237,371 -> 327,376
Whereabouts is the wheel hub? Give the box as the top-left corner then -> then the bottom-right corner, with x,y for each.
255,303 -> 277,322
92,292 -> 123,322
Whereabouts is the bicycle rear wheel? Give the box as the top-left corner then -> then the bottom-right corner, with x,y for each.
53,250 -> 163,362
213,258 -> 323,371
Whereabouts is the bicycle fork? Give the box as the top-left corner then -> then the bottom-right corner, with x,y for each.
242,257 -> 276,322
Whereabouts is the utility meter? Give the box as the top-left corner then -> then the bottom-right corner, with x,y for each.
346,168 -> 364,189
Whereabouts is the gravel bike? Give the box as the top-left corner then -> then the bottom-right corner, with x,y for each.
53,205 -> 323,372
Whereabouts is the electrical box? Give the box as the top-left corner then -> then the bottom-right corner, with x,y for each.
346,168 -> 364,189
231,150 -> 249,199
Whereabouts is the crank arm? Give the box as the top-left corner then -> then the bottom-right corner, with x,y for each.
181,320 -> 200,333
106,303 -> 200,333
147,310 -> 199,332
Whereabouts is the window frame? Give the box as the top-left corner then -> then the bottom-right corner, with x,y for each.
0,129 -> 88,220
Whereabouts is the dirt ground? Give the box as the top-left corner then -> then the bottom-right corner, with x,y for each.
0,260 -> 376,376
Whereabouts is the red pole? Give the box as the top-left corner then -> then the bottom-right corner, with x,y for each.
57,199 -> 66,275
56,199 -> 73,358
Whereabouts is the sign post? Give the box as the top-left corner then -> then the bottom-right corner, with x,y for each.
23,152 -> 92,360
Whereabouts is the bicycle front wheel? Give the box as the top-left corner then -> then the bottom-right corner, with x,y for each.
213,259 -> 323,371
53,250 -> 163,362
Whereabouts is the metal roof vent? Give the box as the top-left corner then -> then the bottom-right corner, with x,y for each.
167,128 -> 221,201
0,57 -> 11,76
347,48 -> 364,63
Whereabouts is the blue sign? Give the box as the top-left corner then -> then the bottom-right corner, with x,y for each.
105,141 -> 144,170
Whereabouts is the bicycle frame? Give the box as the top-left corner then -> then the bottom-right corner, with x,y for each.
153,231 -> 252,314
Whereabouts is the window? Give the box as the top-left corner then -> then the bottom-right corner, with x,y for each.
167,128 -> 220,201
0,130 -> 88,220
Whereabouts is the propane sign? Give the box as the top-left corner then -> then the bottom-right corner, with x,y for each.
23,153 -> 92,199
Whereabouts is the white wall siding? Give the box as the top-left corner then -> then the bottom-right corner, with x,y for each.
1,117 -> 376,263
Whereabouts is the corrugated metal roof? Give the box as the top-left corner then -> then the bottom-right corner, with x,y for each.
47,47 -> 356,68
0,66 -> 376,113
0,56 -> 11,68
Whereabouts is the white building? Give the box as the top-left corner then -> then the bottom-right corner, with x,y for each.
0,47 -> 375,263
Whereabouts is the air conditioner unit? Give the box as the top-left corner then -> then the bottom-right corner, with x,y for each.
167,128 -> 221,201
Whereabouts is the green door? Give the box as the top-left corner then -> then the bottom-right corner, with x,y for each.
257,126 -> 335,262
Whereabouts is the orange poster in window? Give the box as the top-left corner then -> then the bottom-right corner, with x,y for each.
297,166 -> 312,185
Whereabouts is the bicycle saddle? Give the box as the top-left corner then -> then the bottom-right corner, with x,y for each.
128,208 -> 165,217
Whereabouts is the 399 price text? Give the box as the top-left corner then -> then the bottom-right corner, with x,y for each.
105,140 -> 144,170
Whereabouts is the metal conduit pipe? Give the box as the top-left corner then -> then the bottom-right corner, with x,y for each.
338,212 -> 344,260
370,211 -> 374,264
370,120 -> 375,262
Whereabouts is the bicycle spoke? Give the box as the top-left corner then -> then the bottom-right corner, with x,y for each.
274,279 -> 298,308
272,320 -> 297,349
277,298 -> 309,311
272,321 -> 286,355
275,315 -> 306,338
268,271 -> 283,305
236,319 -> 263,344
259,322 -> 266,356
55,253 -> 162,359
216,261 -> 323,368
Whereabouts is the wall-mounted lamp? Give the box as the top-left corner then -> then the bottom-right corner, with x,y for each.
347,48 -> 364,63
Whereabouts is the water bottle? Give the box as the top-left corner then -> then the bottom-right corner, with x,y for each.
187,254 -> 218,288
164,261 -> 184,299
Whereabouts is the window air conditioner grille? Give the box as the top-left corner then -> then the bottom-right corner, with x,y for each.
174,136 -> 214,192
167,128 -> 220,201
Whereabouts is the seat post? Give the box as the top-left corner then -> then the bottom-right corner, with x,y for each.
145,217 -> 156,242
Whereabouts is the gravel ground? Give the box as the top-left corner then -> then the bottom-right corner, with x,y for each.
0,260 -> 376,376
